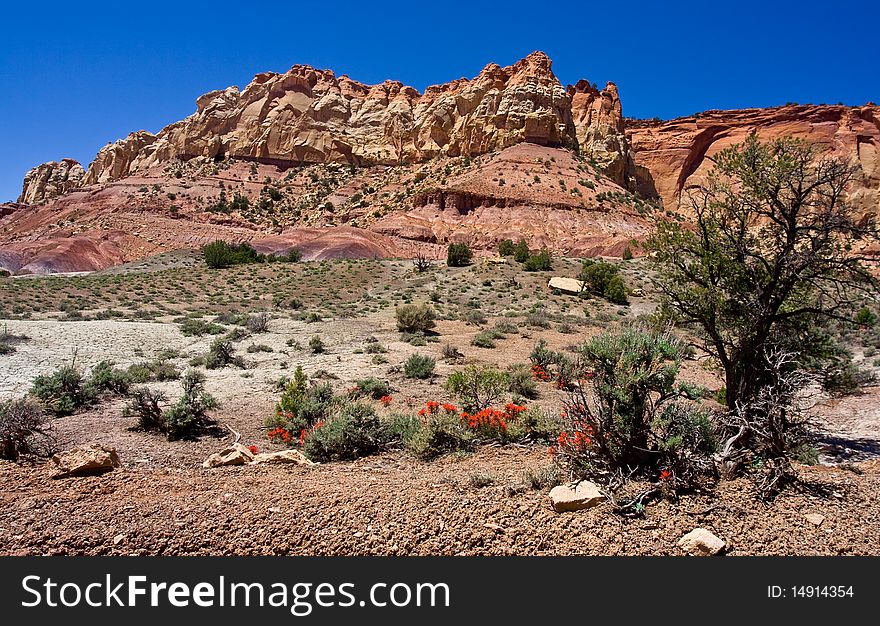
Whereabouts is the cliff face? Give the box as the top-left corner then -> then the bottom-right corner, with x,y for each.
626,104 -> 880,217
18,159 -> 86,204
69,51 -> 628,190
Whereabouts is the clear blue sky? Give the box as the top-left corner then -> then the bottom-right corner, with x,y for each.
2,0 -> 877,202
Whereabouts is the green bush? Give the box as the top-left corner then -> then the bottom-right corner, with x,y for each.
578,259 -> 628,304
471,331 -> 497,348
622,246 -> 634,261
205,338 -> 240,369
498,239 -> 516,256
87,361 -> 131,396
506,363 -> 538,399
446,243 -> 473,267
403,354 -> 436,379
309,335 -> 325,353
125,387 -> 166,431
162,371 -> 218,440
267,366 -> 335,435
445,365 -> 510,412
554,327 -> 717,487
395,303 -> 435,333
31,363 -> 94,416
245,312 -> 270,333
513,239 -> 530,263
201,240 -> 264,269
125,371 -> 216,439
406,412 -> 473,459
352,377 -> 392,399
178,317 -> 225,337
304,402 -> 390,461
523,249 -> 553,271
0,398 -> 50,460
856,306 -> 877,326
127,360 -> 179,383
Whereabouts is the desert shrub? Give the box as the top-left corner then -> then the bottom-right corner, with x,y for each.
513,239 -> 530,263
31,362 -> 94,416
266,366 -> 334,437
468,472 -> 494,488
395,303 -> 435,333
386,413 -> 423,444
86,361 -> 131,396
525,308 -> 550,328
578,259 -> 628,304
201,240 -> 264,269
178,317 -> 225,337
446,242 -> 473,267
498,239 -> 515,256
352,377 -> 392,399
493,321 -> 519,335
522,464 -> 563,490
523,249 -> 553,271
407,412 -> 473,459
205,338 -> 240,369
461,308 -> 486,326
445,365 -> 509,412
470,331 -> 497,348
603,275 -> 628,305
246,312 -> 270,333
364,341 -> 387,354
124,387 -> 167,431
529,339 -> 557,368
552,327 -> 716,491
127,360 -> 179,382
162,370 -> 218,440
0,342 -> 14,355
404,354 -> 436,379
246,343 -> 273,353
309,335 -> 325,353
822,360 -> 876,396
506,363 -> 538,399
442,344 -> 463,360
622,246 -> 634,261
0,398 -> 51,460
855,306 -> 876,326
304,402 -> 390,461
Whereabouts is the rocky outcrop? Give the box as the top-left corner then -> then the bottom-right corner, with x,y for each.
570,80 -> 635,187
51,443 -> 121,478
626,104 -> 880,216
18,159 -> 85,203
82,131 -> 157,185
78,52 -> 624,184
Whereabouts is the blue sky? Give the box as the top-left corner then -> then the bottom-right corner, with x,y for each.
1,0 -> 877,202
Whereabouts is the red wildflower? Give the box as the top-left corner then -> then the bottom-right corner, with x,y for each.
248,445 -> 259,455
299,429 -> 307,446
426,401 -> 440,414
380,395 -> 393,407
659,469 -> 672,482
441,403 -> 458,414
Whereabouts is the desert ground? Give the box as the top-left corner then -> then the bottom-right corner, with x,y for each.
1,254 -> 878,555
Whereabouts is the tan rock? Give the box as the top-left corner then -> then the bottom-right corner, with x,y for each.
678,528 -> 725,556
548,276 -> 585,295
251,450 -> 315,466
549,481 -> 604,512
804,513 -> 825,526
51,443 -> 121,478
202,442 -> 255,468
18,159 -> 85,204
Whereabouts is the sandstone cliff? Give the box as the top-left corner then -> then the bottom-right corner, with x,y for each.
626,104 -> 880,217
73,51 -> 631,188
18,159 -> 85,204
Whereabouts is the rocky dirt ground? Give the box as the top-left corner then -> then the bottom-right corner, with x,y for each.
1,258 -> 878,555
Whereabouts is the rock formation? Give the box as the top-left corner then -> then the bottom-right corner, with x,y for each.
18,159 -> 85,203
72,51 -> 605,185
626,103 -> 880,217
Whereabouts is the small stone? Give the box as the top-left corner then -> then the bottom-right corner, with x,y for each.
678,528 -> 725,556
251,450 -> 315,466
549,481 -> 604,512
804,513 -> 825,526
52,443 -> 121,478
113,534 -> 125,545
483,522 -> 506,533
202,443 -> 254,468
